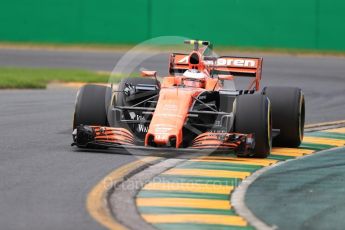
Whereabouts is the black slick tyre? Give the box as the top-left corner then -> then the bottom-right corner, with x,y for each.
73,84 -> 112,130
263,86 -> 305,147
234,94 -> 272,158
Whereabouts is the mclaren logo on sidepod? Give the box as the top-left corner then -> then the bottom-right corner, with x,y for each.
178,56 -> 257,68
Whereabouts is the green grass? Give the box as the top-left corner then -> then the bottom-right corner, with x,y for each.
0,67 -> 126,89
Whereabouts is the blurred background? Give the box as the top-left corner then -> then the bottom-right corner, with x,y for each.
1,0 -> 344,51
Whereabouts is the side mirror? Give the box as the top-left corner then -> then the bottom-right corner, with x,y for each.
141,70 -> 157,78
218,75 -> 234,81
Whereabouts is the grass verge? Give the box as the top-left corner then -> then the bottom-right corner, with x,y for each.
0,67 -> 125,89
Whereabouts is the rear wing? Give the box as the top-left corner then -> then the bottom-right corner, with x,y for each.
169,53 -> 263,90
209,56 -> 262,78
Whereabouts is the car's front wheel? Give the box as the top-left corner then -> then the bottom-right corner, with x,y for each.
234,94 -> 272,158
73,84 -> 112,130
263,86 -> 305,147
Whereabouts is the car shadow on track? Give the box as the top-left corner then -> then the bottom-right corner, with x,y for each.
72,146 -> 237,160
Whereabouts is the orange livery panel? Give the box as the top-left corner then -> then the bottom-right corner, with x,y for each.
145,87 -> 204,147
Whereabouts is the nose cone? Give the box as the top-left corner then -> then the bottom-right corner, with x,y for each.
151,126 -> 177,147
145,88 -> 202,147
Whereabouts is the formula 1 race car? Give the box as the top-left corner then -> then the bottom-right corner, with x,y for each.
72,40 -> 305,158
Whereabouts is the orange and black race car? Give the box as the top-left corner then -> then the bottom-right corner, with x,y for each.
72,40 -> 305,158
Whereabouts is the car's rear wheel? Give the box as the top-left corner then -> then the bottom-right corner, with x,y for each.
73,84 -> 112,130
263,86 -> 305,147
234,94 -> 272,158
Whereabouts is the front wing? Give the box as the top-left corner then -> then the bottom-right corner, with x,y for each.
72,125 -> 255,156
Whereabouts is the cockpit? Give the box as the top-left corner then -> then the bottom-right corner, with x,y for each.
182,69 -> 207,88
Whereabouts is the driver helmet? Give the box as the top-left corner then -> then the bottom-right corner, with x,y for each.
183,69 -> 206,88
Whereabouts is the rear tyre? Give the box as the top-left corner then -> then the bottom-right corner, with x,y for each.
234,94 -> 272,158
73,84 -> 112,130
263,86 -> 305,147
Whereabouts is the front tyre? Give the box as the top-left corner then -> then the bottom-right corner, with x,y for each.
263,86 -> 305,147
73,84 -> 112,130
234,94 -> 272,158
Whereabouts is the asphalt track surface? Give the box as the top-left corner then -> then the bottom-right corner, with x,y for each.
0,48 -> 344,229
0,88 -> 139,230
246,147 -> 345,230
1,48 -> 345,123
